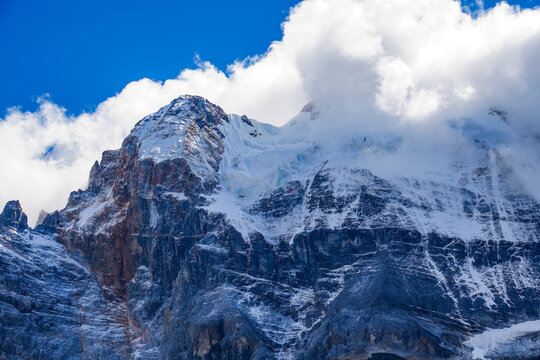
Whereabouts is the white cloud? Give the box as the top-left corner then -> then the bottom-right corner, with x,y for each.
2,0 -> 540,223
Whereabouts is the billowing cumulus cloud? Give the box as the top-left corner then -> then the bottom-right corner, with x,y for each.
2,0 -> 540,223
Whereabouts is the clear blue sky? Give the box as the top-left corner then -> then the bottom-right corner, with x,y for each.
462,0 -> 538,12
0,0 -> 536,116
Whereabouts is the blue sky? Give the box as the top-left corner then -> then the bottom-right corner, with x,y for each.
463,0 -> 537,10
1,0 -> 537,116
0,0 -> 301,115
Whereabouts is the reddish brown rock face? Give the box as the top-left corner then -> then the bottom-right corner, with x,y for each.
55,96 -> 228,296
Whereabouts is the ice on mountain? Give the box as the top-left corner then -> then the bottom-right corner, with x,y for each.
465,320 -> 540,360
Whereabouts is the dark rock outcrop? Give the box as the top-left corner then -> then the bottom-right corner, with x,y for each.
0,200 -> 28,230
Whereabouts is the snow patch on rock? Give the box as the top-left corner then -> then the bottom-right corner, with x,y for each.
465,320 -> 540,359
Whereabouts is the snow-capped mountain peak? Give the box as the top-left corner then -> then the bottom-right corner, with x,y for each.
1,95 -> 539,360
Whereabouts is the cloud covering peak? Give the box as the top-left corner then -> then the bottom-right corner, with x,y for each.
2,0 -> 540,223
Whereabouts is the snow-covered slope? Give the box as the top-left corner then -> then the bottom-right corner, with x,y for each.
209,100 -> 539,245
465,320 -> 540,359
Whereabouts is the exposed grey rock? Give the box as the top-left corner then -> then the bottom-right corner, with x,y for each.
35,210 -> 49,227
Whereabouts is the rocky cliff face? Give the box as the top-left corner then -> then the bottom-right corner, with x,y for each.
1,95 -> 539,360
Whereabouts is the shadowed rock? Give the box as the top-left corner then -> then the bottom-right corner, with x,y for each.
0,200 -> 28,230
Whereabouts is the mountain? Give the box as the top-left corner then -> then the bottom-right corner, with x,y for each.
1,95 -> 539,360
